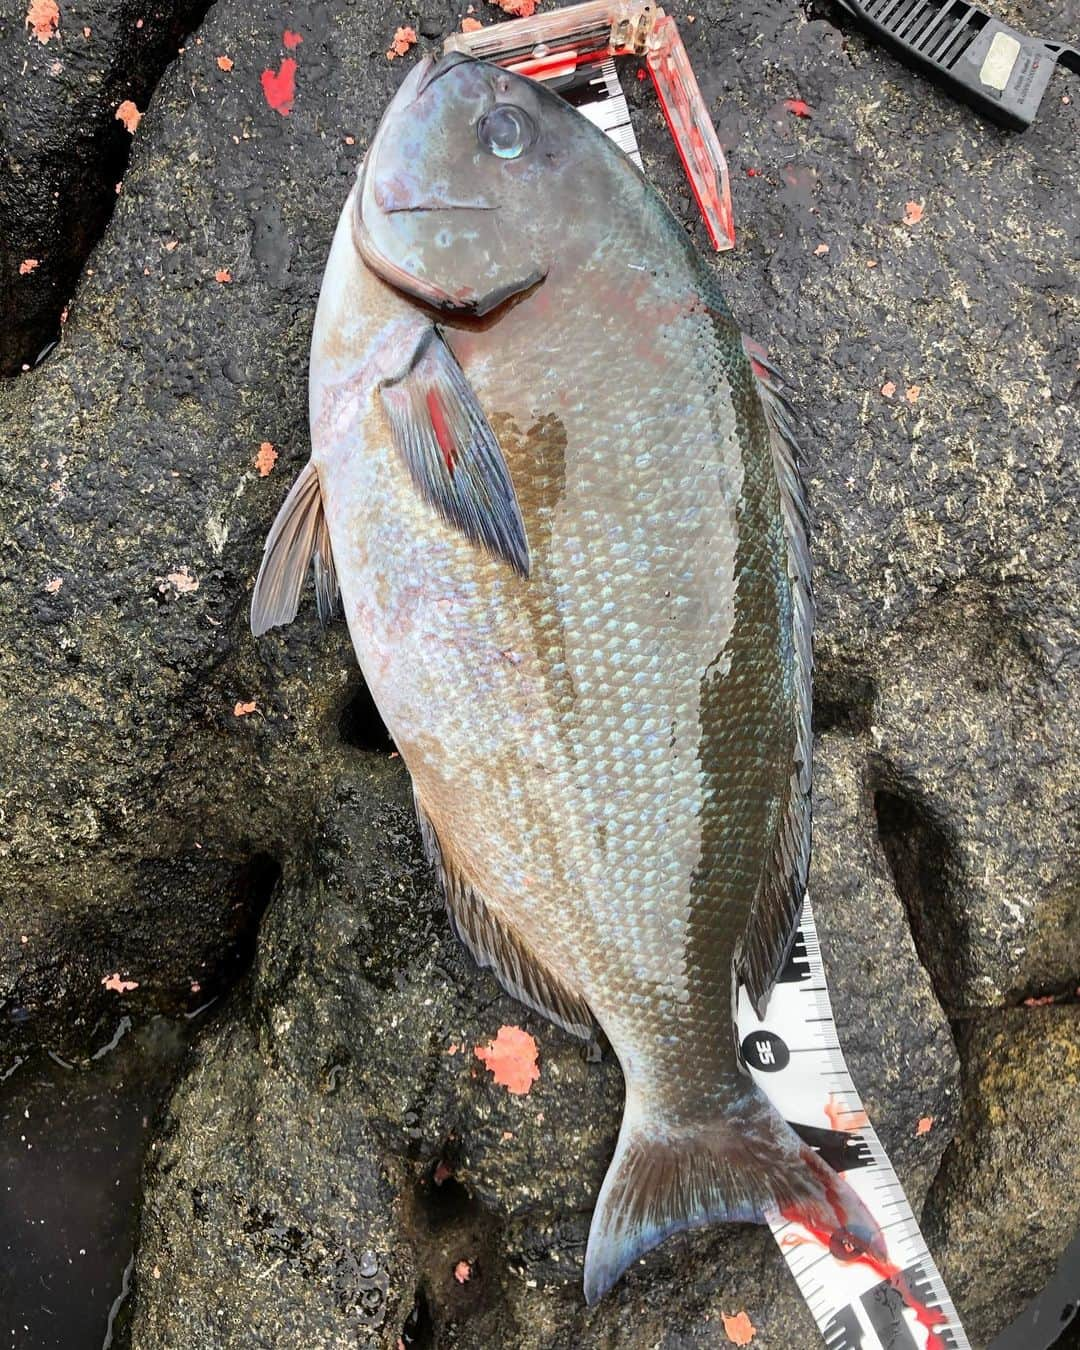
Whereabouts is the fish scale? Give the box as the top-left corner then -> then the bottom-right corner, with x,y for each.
252,48 -> 968,1340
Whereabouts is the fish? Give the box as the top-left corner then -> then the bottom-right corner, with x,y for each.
251,52 -> 880,1303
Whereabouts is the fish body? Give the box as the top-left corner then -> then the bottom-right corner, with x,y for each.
254,54 -> 877,1301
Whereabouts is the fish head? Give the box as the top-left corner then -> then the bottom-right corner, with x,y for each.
357,53 -> 600,316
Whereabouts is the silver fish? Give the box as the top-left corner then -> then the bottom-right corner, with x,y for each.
252,53 -> 878,1302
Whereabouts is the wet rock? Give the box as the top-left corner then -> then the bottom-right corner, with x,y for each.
926,1008 -> 1080,1347
132,1009 -> 416,1350
418,8 -> 451,41
861,583 -> 1080,1011
0,1014 -> 193,1347
0,0 -> 212,375
809,734 -> 961,1194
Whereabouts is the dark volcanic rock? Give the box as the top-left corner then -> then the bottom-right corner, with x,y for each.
0,0 -> 212,375
0,0 -> 1076,1342
927,1008 -> 1080,1348
809,734 -> 961,1194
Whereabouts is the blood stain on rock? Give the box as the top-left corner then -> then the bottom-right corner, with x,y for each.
386,26 -> 417,60
722,1309 -> 756,1345
254,441 -> 278,476
102,973 -> 139,993
26,0 -> 59,43
903,199 -> 925,225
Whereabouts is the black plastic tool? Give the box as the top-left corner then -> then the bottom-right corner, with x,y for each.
834,0 -> 1080,128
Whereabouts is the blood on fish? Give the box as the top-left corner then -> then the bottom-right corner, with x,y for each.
426,390 -> 456,474
742,335 -> 771,382
779,1206 -> 948,1350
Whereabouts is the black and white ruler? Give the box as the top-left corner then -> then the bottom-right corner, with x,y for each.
737,898 -> 971,1350
559,55 -> 643,167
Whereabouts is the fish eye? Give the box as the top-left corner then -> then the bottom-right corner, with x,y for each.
476,105 -> 536,160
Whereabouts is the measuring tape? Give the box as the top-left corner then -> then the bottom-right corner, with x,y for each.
737,899 -> 970,1349
548,58 -> 972,1350
560,55 -> 644,167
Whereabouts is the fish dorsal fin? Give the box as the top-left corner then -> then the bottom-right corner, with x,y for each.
739,338 -> 815,1018
250,459 -> 340,636
379,327 -> 529,577
414,792 -> 594,1041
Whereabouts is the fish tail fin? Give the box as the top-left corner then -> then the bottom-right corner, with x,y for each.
583,1086 -> 879,1305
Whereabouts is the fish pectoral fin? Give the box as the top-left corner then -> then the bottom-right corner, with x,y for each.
250,459 -> 340,636
415,793 -> 593,1040
739,336 -> 815,1018
379,327 -> 529,577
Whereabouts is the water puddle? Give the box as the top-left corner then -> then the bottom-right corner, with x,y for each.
0,1015 -> 195,1350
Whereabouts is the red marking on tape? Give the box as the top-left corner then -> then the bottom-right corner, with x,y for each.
780,1207 -> 947,1350
824,1092 -> 870,1132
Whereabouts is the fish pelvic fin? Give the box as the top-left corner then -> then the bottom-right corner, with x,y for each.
250,459 -> 340,636
414,792 -> 595,1041
583,1087 -> 878,1305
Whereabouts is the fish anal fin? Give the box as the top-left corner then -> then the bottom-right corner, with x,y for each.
415,794 -> 593,1041
740,336 -> 815,1017
379,327 -> 529,577
251,459 -> 340,636
584,1090 -> 879,1304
